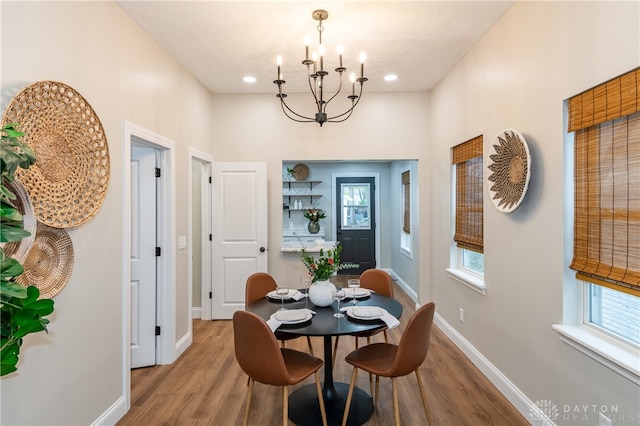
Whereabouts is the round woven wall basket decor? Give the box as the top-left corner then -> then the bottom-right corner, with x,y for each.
1,178 -> 36,264
486,129 -> 531,213
1,81 -> 110,228
16,221 -> 74,299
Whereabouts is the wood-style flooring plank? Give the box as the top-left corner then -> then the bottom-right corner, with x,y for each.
118,280 -> 528,426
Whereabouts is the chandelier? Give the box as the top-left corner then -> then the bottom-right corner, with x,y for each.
274,9 -> 368,126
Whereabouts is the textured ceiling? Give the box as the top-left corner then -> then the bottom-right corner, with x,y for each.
117,1 -> 514,94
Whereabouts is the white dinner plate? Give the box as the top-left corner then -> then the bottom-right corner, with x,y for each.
347,306 -> 385,320
270,311 -> 312,324
267,289 -> 298,300
343,288 -> 371,299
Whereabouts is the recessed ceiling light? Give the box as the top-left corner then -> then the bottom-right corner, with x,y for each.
384,74 -> 398,82
243,76 -> 256,83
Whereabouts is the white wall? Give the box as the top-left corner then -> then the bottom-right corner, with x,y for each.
428,0 -> 640,423
2,1 -> 638,425
210,92 -> 430,290
1,2 -> 213,425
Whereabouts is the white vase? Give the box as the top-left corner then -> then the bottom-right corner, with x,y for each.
308,279 -> 336,307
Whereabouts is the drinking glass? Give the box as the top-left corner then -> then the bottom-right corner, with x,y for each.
276,287 -> 289,311
332,290 -> 346,318
301,275 -> 312,309
347,279 -> 360,305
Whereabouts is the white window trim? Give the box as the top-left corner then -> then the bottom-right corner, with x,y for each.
448,165 -> 485,295
400,243 -> 412,259
400,166 -> 413,258
557,108 -> 640,385
447,267 -> 486,295
553,323 -> 640,385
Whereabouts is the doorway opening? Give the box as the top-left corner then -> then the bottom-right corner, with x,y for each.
122,122 -> 176,409
189,149 -> 213,320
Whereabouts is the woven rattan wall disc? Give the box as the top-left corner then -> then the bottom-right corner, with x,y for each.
486,129 -> 531,213
1,81 -> 110,228
1,178 -> 36,264
16,222 -> 74,299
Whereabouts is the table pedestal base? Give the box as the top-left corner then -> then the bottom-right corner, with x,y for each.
288,382 -> 373,426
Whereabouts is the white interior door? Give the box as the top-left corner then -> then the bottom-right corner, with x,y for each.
211,162 -> 268,319
130,146 -> 157,368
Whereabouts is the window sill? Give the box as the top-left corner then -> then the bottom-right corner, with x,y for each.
400,246 -> 412,259
552,324 -> 640,385
446,268 -> 486,295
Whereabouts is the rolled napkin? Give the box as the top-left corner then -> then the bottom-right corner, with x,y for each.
341,306 -> 400,329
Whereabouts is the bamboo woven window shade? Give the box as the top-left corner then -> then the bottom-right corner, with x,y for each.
452,136 -> 484,253
402,171 -> 411,234
568,67 -> 640,296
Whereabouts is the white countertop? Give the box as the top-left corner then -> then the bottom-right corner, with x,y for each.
281,240 -> 337,253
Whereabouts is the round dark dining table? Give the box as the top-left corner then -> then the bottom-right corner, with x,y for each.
246,288 -> 403,426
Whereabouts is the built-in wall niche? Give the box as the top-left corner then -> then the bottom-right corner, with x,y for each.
282,162 -> 326,245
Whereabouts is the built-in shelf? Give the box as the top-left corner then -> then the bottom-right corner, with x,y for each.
283,180 -> 323,217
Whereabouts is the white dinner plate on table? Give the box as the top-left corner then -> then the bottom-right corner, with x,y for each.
270,310 -> 312,324
347,306 -> 385,320
267,289 -> 298,300
343,288 -> 371,299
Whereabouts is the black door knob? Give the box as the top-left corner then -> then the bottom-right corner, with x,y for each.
259,247 -> 266,253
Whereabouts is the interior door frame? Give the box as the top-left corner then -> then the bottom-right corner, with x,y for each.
188,148 -> 214,320
122,121 -> 176,410
331,172 -> 381,270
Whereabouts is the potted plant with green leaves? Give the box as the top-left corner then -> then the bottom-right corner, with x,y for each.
0,123 -> 54,377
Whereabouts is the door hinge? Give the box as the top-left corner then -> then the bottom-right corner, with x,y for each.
209,291 -> 212,299
155,247 -> 161,256
209,234 -> 212,241
155,167 -> 161,178
155,326 -> 161,336
209,176 -> 212,184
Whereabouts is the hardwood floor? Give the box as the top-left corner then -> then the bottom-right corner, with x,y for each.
118,282 -> 528,425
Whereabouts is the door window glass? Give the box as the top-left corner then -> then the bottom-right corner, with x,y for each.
341,183 -> 370,229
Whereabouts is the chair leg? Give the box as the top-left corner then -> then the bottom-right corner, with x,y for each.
243,378 -> 254,426
306,336 -> 314,355
383,330 -> 388,343
314,371 -> 328,426
282,386 -> 288,426
392,377 -> 400,426
341,368 -> 358,426
332,336 -> 340,366
415,370 -> 433,426
368,373 -> 374,398
374,375 -> 380,407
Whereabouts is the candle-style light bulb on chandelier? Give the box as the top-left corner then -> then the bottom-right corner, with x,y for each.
274,9 -> 368,126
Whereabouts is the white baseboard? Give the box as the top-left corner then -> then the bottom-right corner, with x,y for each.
383,268 -> 418,302
175,330 -> 192,360
192,307 -> 202,319
434,313 -> 553,426
92,395 -> 127,426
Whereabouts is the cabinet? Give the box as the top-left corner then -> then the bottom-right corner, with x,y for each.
283,180 -> 322,217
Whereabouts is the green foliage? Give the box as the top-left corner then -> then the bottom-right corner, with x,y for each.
0,123 -> 54,377
299,242 -> 359,282
303,208 -> 326,222
1,286 -> 54,376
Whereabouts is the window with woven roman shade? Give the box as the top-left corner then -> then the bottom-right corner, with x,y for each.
452,135 -> 483,253
568,67 -> 640,297
402,170 -> 410,234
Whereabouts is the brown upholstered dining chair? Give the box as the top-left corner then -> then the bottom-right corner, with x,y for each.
341,302 -> 436,426
233,310 -> 328,426
332,269 -> 394,364
245,272 -> 313,354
